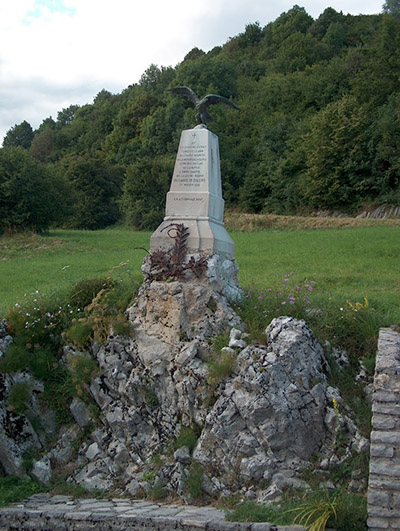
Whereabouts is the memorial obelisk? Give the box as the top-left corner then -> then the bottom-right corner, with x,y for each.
150,123 -> 235,259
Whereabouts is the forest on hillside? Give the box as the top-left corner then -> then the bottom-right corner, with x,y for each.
1,4 -> 399,233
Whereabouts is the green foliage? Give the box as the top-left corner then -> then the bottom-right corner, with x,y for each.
148,482 -> 168,501
299,95 -> 371,209
316,297 -> 386,362
226,489 -> 367,530
120,155 -> 174,230
211,333 -> 229,354
22,447 -> 42,473
66,277 -> 115,310
207,351 -> 237,388
186,461 -> 205,500
289,489 -> 367,531
0,274 -> 134,422
65,266 -> 137,349
66,319 -> 94,349
0,341 -> 30,373
234,274 -> 315,342
64,157 -> 122,230
140,386 -> 159,409
0,476 -> 45,507
2,121 -> 34,149
383,0 -> 400,16
290,492 -> 338,530
173,427 -> 199,451
0,147 -> 71,233
66,279 -> 133,348
7,382 -> 31,414
226,499 -> 294,524
66,354 -> 101,399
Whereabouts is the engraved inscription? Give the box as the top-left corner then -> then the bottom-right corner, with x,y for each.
173,144 -> 207,189
173,197 -> 204,202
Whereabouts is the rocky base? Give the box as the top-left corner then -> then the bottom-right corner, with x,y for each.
0,256 -> 369,502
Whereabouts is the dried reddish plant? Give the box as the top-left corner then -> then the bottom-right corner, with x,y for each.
149,224 -> 207,281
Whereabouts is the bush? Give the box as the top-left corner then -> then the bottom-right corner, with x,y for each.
226,489 -> 367,530
7,382 -> 31,414
0,476 -> 45,507
173,427 -> 199,451
186,461 -> 204,500
207,351 -> 237,388
66,277 -> 115,310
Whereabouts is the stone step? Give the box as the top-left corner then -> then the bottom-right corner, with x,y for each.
0,495 -> 305,530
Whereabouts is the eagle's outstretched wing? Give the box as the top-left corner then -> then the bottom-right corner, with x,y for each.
202,94 -> 240,110
167,86 -> 239,124
167,86 -> 199,105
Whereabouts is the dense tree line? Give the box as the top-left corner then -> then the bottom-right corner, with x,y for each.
1,4 -> 399,232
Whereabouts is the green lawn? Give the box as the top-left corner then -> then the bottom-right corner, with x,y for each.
0,230 -> 151,315
234,227 -> 400,312
0,226 -> 399,322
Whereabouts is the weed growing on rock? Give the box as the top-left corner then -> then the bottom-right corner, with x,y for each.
210,333 -> 229,354
207,351 -> 237,388
1,264 -> 138,429
148,482 -> 168,501
317,297 -> 385,363
186,461 -> 205,501
7,382 -> 31,414
173,427 -> 199,452
67,355 -> 101,399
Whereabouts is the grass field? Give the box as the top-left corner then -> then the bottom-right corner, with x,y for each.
0,221 -> 399,323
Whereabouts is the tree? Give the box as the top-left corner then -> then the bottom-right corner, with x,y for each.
383,0 -> 400,17
2,121 -> 34,149
57,105 -> 80,127
309,8 -> 345,40
273,32 -> 328,73
0,147 -> 71,232
369,92 -> 400,199
65,157 -> 123,229
120,155 -> 174,230
299,95 -> 371,209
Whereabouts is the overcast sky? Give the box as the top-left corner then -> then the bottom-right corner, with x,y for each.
0,0 -> 384,144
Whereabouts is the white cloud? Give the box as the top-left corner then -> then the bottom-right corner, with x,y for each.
0,0 -> 384,142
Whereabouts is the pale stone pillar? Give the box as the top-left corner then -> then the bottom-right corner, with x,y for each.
368,327 -> 400,530
150,125 -> 235,259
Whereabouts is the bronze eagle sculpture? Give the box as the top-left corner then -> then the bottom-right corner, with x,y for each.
167,86 -> 239,125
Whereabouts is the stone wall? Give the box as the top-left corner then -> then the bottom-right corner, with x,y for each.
368,327 -> 400,530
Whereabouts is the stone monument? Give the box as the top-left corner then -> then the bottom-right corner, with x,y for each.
150,124 -> 235,258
